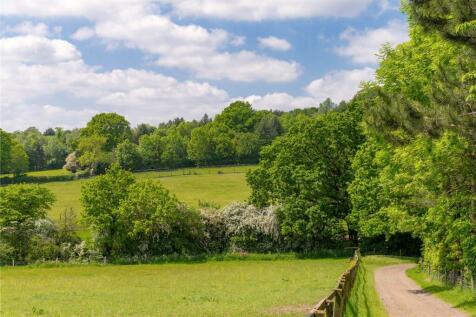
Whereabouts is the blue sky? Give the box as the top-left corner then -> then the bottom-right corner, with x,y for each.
0,0 -> 408,131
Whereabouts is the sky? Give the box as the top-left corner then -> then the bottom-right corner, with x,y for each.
0,0 -> 408,131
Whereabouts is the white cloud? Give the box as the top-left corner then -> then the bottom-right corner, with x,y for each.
0,35 -> 230,131
0,36 -> 81,64
336,20 -> 408,65
306,67 -> 375,102
71,27 -> 95,41
5,21 -> 51,37
82,12 -> 300,82
241,68 -> 375,111
2,2 -> 301,83
157,50 -> 299,82
1,104 -> 98,131
1,0 -> 151,20
243,93 -> 317,111
258,36 -> 291,51
160,0 -> 373,20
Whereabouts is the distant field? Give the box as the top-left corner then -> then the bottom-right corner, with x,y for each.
30,165 -> 255,221
1,258 -> 348,317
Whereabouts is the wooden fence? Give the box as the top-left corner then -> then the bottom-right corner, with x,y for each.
306,249 -> 360,317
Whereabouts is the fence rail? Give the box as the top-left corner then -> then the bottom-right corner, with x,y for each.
307,248 -> 360,317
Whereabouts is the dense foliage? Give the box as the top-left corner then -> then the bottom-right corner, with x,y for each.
248,106 -> 364,250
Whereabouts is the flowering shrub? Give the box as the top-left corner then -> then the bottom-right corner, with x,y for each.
201,202 -> 281,253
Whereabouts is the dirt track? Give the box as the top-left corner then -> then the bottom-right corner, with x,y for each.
375,264 -> 468,317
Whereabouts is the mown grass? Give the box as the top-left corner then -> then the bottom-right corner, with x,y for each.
407,267 -> 476,316
344,255 -> 416,317
37,165 -> 255,222
1,258 -> 349,317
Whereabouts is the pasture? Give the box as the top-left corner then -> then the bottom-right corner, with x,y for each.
1,258 -> 349,317
32,165 -> 254,221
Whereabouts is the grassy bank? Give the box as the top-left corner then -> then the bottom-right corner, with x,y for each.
344,255 -> 415,317
1,258 -> 348,317
406,267 -> 476,316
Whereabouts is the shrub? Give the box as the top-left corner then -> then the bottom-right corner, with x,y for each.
118,180 -> 204,257
201,202 -> 281,253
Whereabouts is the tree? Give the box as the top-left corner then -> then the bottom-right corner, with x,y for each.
364,26 -> 475,143
0,129 -> 13,174
16,127 -> 46,171
254,113 -> 283,145
77,135 -> 113,175
43,128 -> 55,136
0,184 -> 55,261
215,101 -> 256,132
0,129 -> 28,176
247,108 -> 364,250
114,140 -> 142,171
233,132 -> 260,163
138,131 -> 163,169
9,142 -> 29,176
81,113 -> 132,151
44,136 -> 68,169
132,123 -> 156,143
408,0 -> 476,49
187,125 -> 214,166
161,130 -> 188,168
81,164 -> 135,256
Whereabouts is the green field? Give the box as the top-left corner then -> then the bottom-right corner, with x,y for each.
345,256 -> 416,317
1,258 -> 349,317
407,267 -> 476,316
33,165 -> 255,221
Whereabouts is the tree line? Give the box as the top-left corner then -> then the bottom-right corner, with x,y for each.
0,99 -> 343,177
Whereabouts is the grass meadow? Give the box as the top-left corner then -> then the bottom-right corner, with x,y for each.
33,165 -> 255,222
344,256 -> 416,317
1,258 -> 349,317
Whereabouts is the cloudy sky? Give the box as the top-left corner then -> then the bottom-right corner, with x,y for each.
0,0 -> 408,131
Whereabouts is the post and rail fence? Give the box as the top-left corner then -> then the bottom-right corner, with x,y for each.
306,248 -> 360,317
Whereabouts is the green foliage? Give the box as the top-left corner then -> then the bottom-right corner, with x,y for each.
77,134 -> 113,175
365,26 -> 476,142
408,0 -> 476,48
44,136 -> 68,169
0,184 -> 55,261
114,140 -> 142,170
81,165 -> 205,257
81,164 -> 135,256
0,128 -> 13,174
248,109 -> 364,250
9,142 -> 29,176
353,11 -> 476,287
215,101 -> 256,132
118,180 -> 203,256
81,113 -> 132,151
138,131 -> 163,169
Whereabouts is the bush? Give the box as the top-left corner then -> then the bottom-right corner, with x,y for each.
118,180 -> 204,257
201,202 -> 281,253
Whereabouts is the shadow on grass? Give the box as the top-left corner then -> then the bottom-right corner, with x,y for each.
345,262 -> 372,317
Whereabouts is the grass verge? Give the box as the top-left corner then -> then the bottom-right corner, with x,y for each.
344,255 -> 415,317
406,267 -> 476,316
